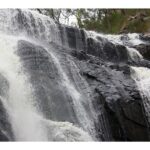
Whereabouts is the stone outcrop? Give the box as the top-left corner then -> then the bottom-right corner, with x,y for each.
17,26 -> 150,141
0,74 -> 14,141
60,26 -> 150,141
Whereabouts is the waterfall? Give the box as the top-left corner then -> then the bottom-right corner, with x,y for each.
0,34 -> 48,141
47,52 -> 96,136
131,66 -> 150,123
126,47 -> 143,61
0,9 -> 96,141
0,8 -> 149,141
86,31 -> 144,46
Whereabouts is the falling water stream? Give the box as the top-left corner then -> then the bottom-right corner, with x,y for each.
0,9 -> 96,141
131,67 -> 150,123
0,9 -> 149,141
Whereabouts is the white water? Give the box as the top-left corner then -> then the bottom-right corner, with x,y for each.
86,31 -> 144,46
0,34 -> 48,141
0,9 -> 94,141
0,32 -> 93,142
131,66 -> 150,122
47,51 -> 96,138
0,9 -> 62,45
86,31 -> 144,62
126,47 -> 143,61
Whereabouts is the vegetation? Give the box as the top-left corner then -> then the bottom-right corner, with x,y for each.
37,9 -> 150,34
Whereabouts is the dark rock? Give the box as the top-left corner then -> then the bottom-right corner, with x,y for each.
0,74 -> 14,141
140,34 -> 150,42
17,40 -> 80,124
133,44 -> 150,60
79,61 -> 150,141
16,25 -> 150,141
63,28 -> 150,140
65,27 -> 77,49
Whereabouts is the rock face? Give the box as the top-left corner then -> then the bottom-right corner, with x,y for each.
0,74 -> 14,141
16,25 -> 150,141
134,44 -> 150,60
17,40 -> 80,124
58,26 -> 150,141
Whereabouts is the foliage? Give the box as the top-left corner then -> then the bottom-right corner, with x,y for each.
36,9 -> 150,34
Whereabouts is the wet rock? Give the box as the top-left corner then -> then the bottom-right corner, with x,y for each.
63,27 -> 150,141
17,40 -> 80,125
133,44 -> 150,60
78,60 -> 150,141
0,74 -> 14,141
140,34 -> 150,42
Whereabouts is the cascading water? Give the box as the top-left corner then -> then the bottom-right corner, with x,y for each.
0,9 -> 97,141
0,34 -> 49,141
0,9 -> 150,141
47,52 -> 96,136
86,31 -> 145,46
91,31 -> 150,124
131,67 -> 150,123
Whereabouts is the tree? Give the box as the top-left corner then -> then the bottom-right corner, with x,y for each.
36,9 -> 150,34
